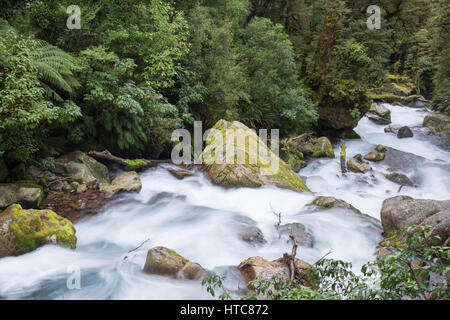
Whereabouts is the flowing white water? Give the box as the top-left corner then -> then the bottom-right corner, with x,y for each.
0,104 -> 448,299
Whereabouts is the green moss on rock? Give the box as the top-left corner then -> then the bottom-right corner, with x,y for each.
200,120 -> 310,193
124,158 -> 152,171
312,137 -> 335,158
0,204 -> 76,257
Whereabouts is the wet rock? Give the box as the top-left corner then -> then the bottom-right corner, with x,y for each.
54,151 -> 109,189
0,204 -> 76,258
168,169 -> 193,180
376,144 -> 387,152
309,196 -> 361,214
347,159 -> 372,173
238,256 -> 312,289
278,223 -> 313,248
384,125 -> 402,134
406,95 -> 430,108
367,103 -> 391,125
364,151 -> 385,162
230,215 -> 266,246
99,171 -> 142,197
423,113 -> 449,135
382,147 -> 426,172
385,172 -> 414,186
397,126 -> 414,138
200,120 -> 310,193
0,182 -> 44,209
312,137 -> 335,158
239,226 -> 266,245
143,246 -> 207,280
380,197 -> 450,247
39,189 -> 106,223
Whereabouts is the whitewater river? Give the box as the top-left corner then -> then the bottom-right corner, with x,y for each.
0,104 -> 449,299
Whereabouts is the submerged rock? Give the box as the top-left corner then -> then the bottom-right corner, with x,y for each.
99,171 -> 142,197
278,223 -> 314,248
367,103 -> 391,125
397,126 -> 414,138
0,182 -> 44,209
200,120 -> 310,193
143,246 -> 207,280
239,226 -> 266,246
380,196 -> 450,247
384,124 -> 402,134
309,196 -> 361,214
381,147 -> 426,172
375,144 -> 387,152
0,204 -> 76,258
168,169 -> 193,180
385,172 -> 414,186
312,137 -> 335,158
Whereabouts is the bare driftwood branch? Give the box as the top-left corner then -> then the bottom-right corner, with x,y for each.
88,150 -> 129,166
270,203 -> 282,238
123,238 -> 151,260
313,249 -> 333,266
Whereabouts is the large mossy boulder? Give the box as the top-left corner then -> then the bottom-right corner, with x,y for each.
367,103 -> 391,125
0,182 -> 44,209
143,246 -> 207,280
312,137 -> 335,158
54,151 -> 109,189
200,120 -> 310,193
0,204 -> 77,258
380,196 -> 450,247
99,171 -> 142,197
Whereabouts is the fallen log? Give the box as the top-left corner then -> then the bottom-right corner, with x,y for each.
88,150 -> 153,171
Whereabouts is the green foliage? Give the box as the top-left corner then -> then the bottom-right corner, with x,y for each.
0,30 -> 80,160
238,17 -> 317,134
71,46 -> 184,157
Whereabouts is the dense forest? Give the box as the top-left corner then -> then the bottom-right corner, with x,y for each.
0,0 -> 449,302
1,0 -> 448,165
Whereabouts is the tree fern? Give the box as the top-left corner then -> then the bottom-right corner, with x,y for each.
0,19 -> 79,100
